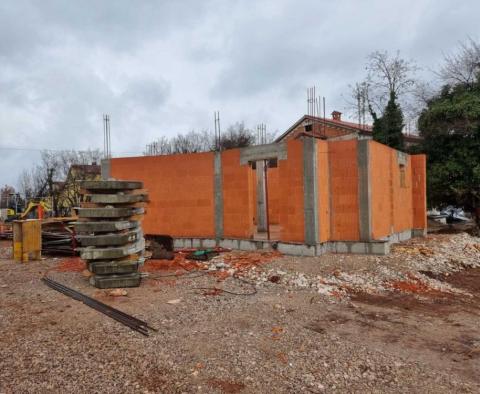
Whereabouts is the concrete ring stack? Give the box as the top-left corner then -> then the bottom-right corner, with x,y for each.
74,180 -> 148,289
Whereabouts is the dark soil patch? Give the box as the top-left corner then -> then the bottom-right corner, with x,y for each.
208,379 -> 245,393
443,268 -> 480,294
350,291 -> 456,316
420,268 -> 480,295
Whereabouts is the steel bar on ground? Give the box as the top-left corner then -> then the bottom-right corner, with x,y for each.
42,277 -> 154,335
42,277 -> 154,331
42,276 -> 155,331
43,278 -> 149,336
42,278 -> 149,336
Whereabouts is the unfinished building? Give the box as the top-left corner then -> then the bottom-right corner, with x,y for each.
101,135 -> 426,256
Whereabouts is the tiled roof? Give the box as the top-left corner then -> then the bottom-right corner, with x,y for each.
276,115 -> 422,143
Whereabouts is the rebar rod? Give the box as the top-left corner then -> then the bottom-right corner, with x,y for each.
42,277 -> 155,335
43,278 -> 149,336
43,277 -> 154,331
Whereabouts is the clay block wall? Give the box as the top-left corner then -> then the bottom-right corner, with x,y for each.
411,155 -> 427,230
109,153 -> 215,238
278,140 -> 305,242
222,149 -> 254,239
328,140 -> 360,241
267,166 -> 280,225
370,141 -> 393,239
370,141 -> 423,239
316,140 -> 330,242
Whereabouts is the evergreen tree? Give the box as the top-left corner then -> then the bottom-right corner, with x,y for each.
418,78 -> 480,226
370,91 -> 405,150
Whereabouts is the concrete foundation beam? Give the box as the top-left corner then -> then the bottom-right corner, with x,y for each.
80,180 -> 143,190
80,239 -> 145,260
90,273 -> 142,289
77,207 -> 144,219
88,259 -> 141,275
77,229 -> 142,247
74,220 -> 138,233
87,194 -> 148,204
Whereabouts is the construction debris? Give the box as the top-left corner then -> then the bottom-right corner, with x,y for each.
74,180 -> 148,289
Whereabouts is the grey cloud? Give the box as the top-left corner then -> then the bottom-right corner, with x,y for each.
1,0 -> 480,188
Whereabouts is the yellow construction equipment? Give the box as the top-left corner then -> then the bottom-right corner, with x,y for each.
20,200 -> 52,220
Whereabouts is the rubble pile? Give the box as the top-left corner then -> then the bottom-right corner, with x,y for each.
74,180 -> 148,289
203,233 -> 480,300
386,233 -> 480,273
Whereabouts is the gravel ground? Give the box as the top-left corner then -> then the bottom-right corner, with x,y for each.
1,233 -> 479,393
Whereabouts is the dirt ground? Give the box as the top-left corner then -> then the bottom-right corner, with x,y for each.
0,234 -> 479,393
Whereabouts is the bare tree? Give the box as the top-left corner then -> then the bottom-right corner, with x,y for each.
18,149 -> 102,210
144,123 -> 256,155
437,37 -> 480,86
0,185 -> 15,209
220,122 -> 255,150
365,50 -> 418,114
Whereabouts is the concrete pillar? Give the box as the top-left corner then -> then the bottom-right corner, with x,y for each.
303,137 -> 318,246
256,160 -> 267,232
101,159 -> 110,180
357,140 -> 372,241
214,152 -> 224,239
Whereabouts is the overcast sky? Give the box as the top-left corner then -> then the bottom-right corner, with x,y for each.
1,0 -> 479,188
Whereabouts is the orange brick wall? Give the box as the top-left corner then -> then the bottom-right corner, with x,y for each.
222,149 -> 254,239
267,166 -> 280,225
411,155 -> 427,230
110,153 -> 215,237
328,140 -> 360,241
370,141 -> 393,239
109,139 -> 426,245
370,141 -> 422,239
278,140 -> 305,242
316,140 -> 330,242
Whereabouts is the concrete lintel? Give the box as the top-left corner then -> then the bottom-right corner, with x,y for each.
101,159 -> 110,180
303,137 -> 318,246
239,142 -> 287,165
214,152 -> 224,239
357,139 -> 372,241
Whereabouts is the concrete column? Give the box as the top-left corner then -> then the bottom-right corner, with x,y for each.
357,139 -> 372,241
101,159 -> 110,180
303,137 -> 318,246
214,152 -> 224,239
256,160 -> 267,232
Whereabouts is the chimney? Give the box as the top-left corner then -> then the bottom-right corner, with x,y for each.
331,110 -> 342,121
